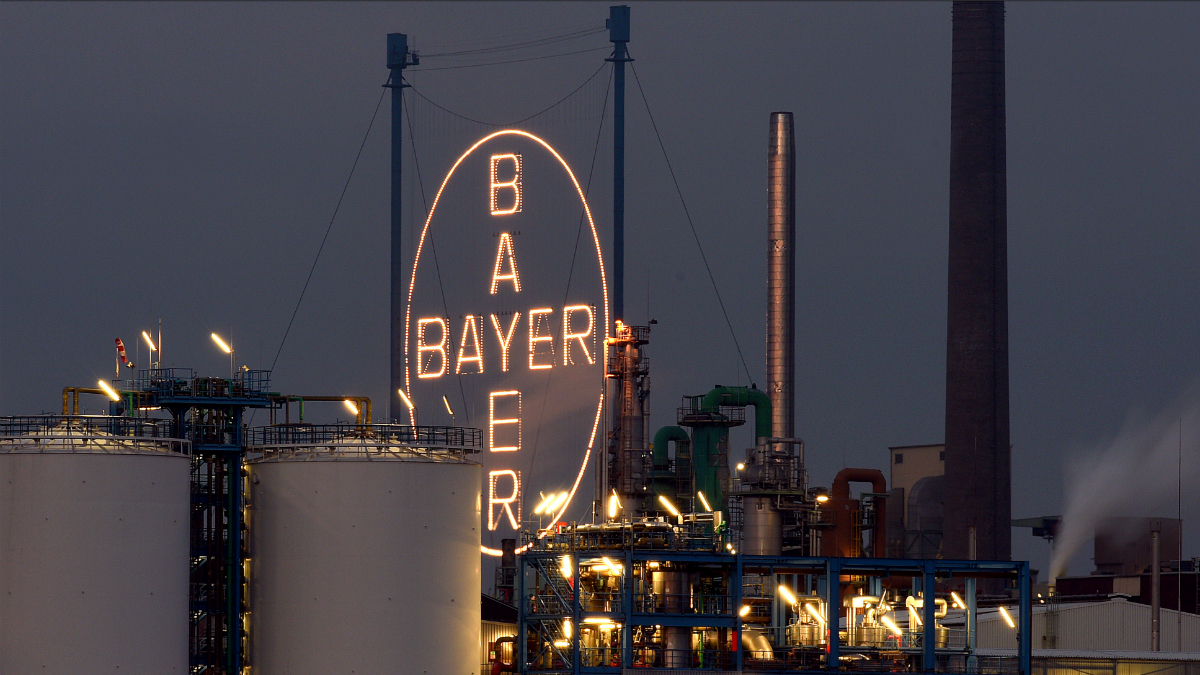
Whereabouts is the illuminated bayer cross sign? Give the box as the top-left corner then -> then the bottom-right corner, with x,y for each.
405,130 -> 609,556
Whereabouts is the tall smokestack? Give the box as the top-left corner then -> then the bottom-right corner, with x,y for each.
767,113 -> 795,453
944,1 -> 1010,563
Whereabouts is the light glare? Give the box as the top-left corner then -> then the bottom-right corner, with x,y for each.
951,591 -> 966,609
211,333 -> 232,354
97,380 -> 121,402
804,602 -> 826,626
397,389 -> 415,410
998,605 -> 1016,628
777,585 -> 798,606
880,615 -> 904,637
142,331 -> 156,351
658,495 -> 680,517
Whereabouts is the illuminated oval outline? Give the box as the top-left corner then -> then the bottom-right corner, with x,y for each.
403,129 -> 610,556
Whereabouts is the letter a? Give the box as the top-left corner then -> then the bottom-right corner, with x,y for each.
490,232 -> 522,294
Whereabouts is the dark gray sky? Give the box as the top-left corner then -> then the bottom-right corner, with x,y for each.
3,2 -> 1198,576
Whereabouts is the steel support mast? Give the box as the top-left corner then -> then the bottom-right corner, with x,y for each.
388,33 -> 418,421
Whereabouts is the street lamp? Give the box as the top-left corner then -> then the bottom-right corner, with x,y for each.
211,333 -> 234,379
397,388 -> 416,426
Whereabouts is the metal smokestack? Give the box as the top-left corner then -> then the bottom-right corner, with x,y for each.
943,1 -> 1011,563
767,113 -> 795,456
1152,524 -> 1161,651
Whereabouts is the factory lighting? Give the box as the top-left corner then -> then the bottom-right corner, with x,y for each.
658,495 -> 680,517
602,557 -> 621,575
97,380 -> 121,402
560,555 -> 572,578
777,585 -> 798,606
583,617 -> 609,624
141,331 -> 156,351
534,493 -> 556,515
736,463 -> 745,471
608,490 -> 621,519
549,491 -> 569,513
563,619 -> 572,638
442,395 -> 455,417
599,623 -> 616,631
951,591 -> 966,609
553,640 -> 569,648
647,561 -> 660,569
343,400 -> 359,416
815,494 -> 829,503
998,605 -> 1016,628
910,608 -> 922,626
739,605 -> 751,617
397,389 -> 415,410
211,333 -> 232,354
804,603 -> 826,626
880,615 -> 904,637
696,491 -> 712,512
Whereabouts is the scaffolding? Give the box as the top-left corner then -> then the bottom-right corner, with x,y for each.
117,367 -> 272,675
517,521 -> 1032,675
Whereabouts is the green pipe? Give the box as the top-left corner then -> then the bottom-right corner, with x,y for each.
690,425 -> 728,511
700,385 -> 773,441
651,426 -> 689,470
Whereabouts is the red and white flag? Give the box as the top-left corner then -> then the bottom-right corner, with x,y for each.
115,338 -> 128,364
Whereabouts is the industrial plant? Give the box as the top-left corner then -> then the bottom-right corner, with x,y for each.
1,3 -> 1196,675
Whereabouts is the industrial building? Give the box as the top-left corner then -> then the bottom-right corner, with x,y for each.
2,3 -> 1195,675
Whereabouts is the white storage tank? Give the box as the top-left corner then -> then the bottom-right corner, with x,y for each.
0,416 -> 190,674
247,425 -> 482,674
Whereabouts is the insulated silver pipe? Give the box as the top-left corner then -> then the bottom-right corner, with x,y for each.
767,112 -> 796,460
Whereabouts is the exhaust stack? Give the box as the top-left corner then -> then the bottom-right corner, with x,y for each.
767,112 -> 796,462
943,1 -> 1011,563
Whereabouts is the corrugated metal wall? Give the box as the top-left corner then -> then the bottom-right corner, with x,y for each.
978,599 -> 1200,650
482,620 -> 517,670
1033,659 -> 1200,675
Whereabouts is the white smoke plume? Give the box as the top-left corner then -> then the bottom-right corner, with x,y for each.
1049,387 -> 1200,583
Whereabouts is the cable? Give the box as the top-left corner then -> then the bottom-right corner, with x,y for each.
409,62 -> 606,128
526,63 -> 614,484
418,21 -> 601,56
268,79 -> 388,376
422,26 -> 604,58
403,95 -> 471,427
410,46 -> 609,73
628,57 -> 754,384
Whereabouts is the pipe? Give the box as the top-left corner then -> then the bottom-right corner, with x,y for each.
652,426 -> 689,470
271,395 -> 373,425
767,112 -> 796,461
824,468 -> 888,558
1152,525 -> 1160,650
700,386 -> 772,442
62,387 -> 112,415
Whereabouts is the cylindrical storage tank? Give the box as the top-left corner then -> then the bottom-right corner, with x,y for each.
742,496 -> 782,555
247,426 -> 482,674
0,416 -> 190,674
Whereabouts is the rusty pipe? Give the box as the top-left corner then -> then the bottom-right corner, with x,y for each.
62,387 -> 111,415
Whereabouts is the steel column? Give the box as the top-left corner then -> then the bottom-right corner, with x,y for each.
607,6 -> 630,323
388,33 -> 416,420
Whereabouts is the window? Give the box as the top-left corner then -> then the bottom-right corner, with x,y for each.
894,453 -> 904,464
939,451 -> 945,461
